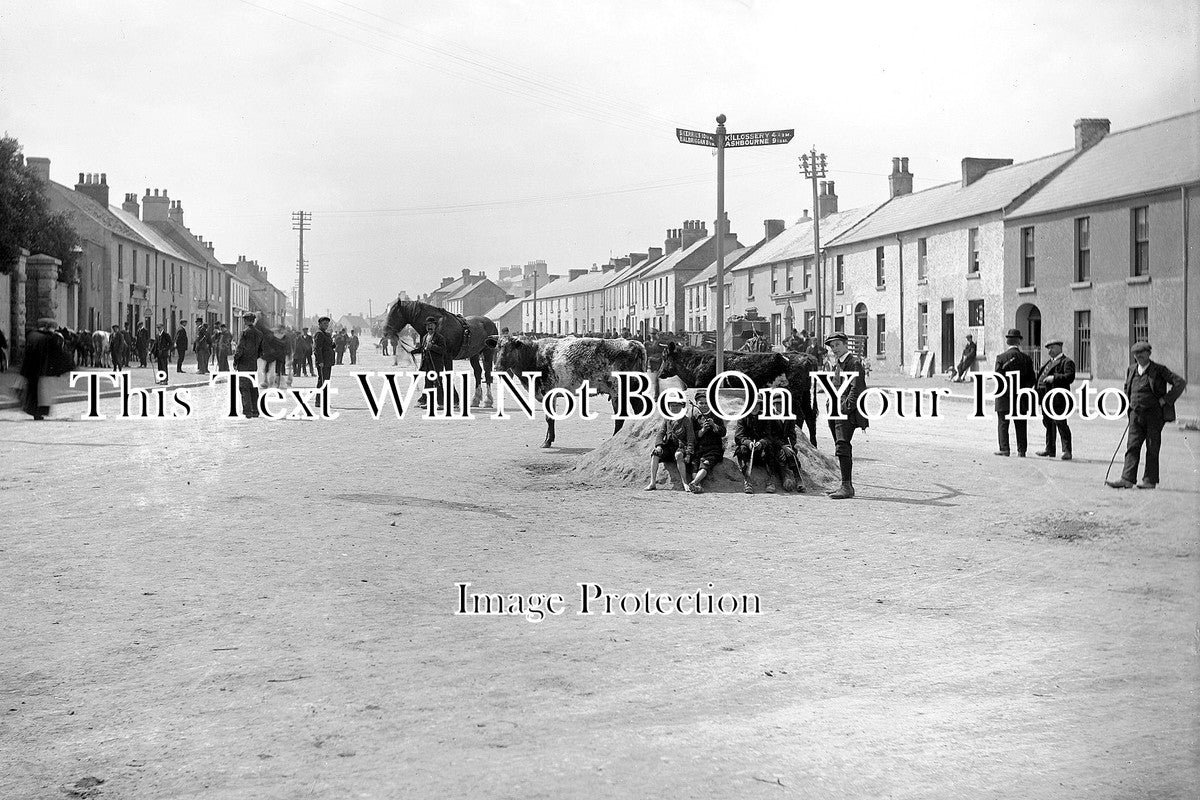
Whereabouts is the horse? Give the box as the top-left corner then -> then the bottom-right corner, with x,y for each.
383,298 -> 498,408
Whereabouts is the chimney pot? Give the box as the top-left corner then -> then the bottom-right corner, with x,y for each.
901,157 -> 909,173
100,173 -> 106,185
828,181 -> 835,195
891,157 -> 900,174
78,172 -> 85,185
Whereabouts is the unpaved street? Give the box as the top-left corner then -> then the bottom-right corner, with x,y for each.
2,351 -> 1197,799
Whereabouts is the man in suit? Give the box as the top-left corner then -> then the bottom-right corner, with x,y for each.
994,327 -> 1037,457
413,316 -> 447,408
109,325 -> 128,370
334,329 -> 348,365
824,332 -> 869,499
1035,337 -> 1076,460
194,317 -> 211,374
349,328 -> 360,365
153,323 -> 172,384
1108,341 -> 1187,489
174,320 -> 189,373
233,312 -> 263,418
135,321 -> 150,368
214,323 -> 232,372
951,334 -> 977,382
314,316 -> 335,388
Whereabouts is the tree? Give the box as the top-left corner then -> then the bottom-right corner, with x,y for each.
0,135 -> 80,273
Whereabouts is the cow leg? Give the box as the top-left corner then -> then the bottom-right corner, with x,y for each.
542,418 -> 555,448
612,396 -> 625,435
470,355 -> 482,407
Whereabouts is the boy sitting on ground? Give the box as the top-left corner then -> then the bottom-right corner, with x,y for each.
686,391 -> 726,494
645,395 -> 695,491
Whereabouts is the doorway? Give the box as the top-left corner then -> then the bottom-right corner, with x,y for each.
941,300 -> 955,372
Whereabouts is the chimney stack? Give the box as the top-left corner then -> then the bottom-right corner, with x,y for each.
122,192 -> 140,218
169,199 -> 184,225
629,252 -> 647,267
1074,118 -> 1111,152
818,181 -> 839,218
568,268 -> 588,281
665,228 -> 682,255
799,209 -> 811,222
764,219 -> 786,241
26,157 -> 50,183
74,171 -> 110,208
682,219 -> 707,249
143,188 -> 170,221
889,156 -> 913,198
961,157 -> 1014,187
648,246 -> 664,262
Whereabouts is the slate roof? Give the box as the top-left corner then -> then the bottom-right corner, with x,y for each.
533,267 -> 625,299
1008,110 -> 1200,219
47,182 -> 152,246
107,207 -> 197,264
446,276 -> 502,301
831,151 -> 1075,246
145,221 -> 224,269
684,246 -> 753,287
731,206 -> 880,272
481,297 -> 524,320
640,233 -> 732,279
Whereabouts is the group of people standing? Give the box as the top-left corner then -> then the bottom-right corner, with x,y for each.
989,327 -> 1186,489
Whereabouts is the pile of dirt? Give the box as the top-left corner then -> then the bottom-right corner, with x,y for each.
568,412 -> 840,493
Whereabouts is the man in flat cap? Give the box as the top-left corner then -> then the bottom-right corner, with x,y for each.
1108,341 -> 1187,489
950,334 -> 977,382
233,312 -> 263,418
823,332 -> 868,499
1035,337 -> 1076,460
993,328 -> 1036,457
413,315 -> 447,408
314,316 -> 335,388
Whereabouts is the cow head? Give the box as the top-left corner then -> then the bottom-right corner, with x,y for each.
656,341 -> 697,387
494,336 -> 538,376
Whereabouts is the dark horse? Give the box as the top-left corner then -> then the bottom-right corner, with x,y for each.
383,298 -> 499,407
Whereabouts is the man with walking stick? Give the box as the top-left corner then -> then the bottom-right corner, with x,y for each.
1107,341 -> 1186,489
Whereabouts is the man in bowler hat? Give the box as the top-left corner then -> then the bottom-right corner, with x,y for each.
994,328 -> 1036,456
1035,337 -> 1076,460
314,316 -> 335,388
1107,341 -> 1187,489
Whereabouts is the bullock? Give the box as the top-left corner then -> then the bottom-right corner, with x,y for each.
656,343 -> 820,444
90,329 -> 110,368
492,335 -> 647,448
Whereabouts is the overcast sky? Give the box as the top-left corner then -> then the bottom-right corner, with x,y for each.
2,0 -> 1196,318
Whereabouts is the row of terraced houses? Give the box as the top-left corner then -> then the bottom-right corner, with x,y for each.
465,111 -> 1197,384
2,155 -> 288,356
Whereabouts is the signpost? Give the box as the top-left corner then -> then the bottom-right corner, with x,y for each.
677,117 -> 794,375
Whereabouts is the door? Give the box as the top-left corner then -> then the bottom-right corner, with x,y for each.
941,300 -> 955,372
771,313 -> 782,345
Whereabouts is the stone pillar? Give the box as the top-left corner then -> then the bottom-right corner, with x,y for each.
8,249 -> 28,360
26,253 -> 62,326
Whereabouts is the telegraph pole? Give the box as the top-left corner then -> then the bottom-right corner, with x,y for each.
799,149 -> 828,343
291,211 -> 311,328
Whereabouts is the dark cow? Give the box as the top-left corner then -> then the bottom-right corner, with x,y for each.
657,342 -> 820,444
493,336 -> 647,448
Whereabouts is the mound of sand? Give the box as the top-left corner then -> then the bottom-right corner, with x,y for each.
568,413 -> 840,493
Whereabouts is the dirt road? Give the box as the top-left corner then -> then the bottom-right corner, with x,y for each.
2,351 -> 1196,798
